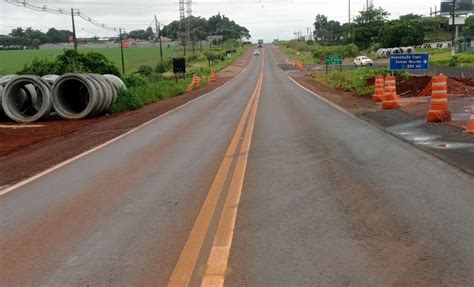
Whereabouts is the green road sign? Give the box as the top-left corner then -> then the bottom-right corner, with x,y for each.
325,55 -> 343,65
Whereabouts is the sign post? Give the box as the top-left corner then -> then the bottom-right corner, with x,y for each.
389,54 -> 429,73
325,54 -> 343,73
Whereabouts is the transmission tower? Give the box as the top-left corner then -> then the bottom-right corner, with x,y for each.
185,0 -> 192,17
179,0 -> 185,20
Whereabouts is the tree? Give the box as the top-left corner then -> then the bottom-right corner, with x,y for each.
379,20 -> 424,47
353,7 -> 389,49
399,13 -> 423,21
462,15 -> 474,35
46,28 -> 71,43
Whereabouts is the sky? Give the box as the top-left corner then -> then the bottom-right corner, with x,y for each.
0,0 -> 443,42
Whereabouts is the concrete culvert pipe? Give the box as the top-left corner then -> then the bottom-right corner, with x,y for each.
0,75 -> 18,114
391,47 -> 402,54
405,46 -> 415,54
103,74 -> 126,104
2,75 -> 53,123
52,74 -> 101,119
376,48 -> 386,58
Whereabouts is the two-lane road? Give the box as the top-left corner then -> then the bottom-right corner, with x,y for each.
1,46 -> 473,286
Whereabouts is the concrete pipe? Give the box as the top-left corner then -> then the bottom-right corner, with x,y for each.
0,75 -> 18,114
88,74 -> 114,115
391,47 -> 402,54
376,48 -> 386,58
402,46 -> 415,54
42,74 -> 59,85
52,74 -> 102,120
2,75 -> 53,123
383,48 -> 392,58
103,74 -> 126,103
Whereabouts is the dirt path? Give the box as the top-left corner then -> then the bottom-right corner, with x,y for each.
0,48 -> 253,187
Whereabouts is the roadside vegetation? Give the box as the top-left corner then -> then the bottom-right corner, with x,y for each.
275,8 -> 474,68
315,68 -> 406,97
8,40 -> 247,113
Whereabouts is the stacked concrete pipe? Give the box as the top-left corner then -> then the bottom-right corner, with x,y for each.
376,46 -> 415,58
51,73 -> 125,120
1,73 -> 126,122
2,75 -> 54,123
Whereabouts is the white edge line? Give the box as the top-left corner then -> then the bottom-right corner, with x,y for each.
286,74 -> 474,179
286,75 -> 359,121
0,60 -> 251,196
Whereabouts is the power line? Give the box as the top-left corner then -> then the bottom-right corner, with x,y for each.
5,0 -> 117,32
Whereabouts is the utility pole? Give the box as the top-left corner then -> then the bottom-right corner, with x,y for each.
348,0 -> 351,23
155,15 -> 163,62
119,28 -> 125,74
71,8 -> 78,49
451,0 -> 456,55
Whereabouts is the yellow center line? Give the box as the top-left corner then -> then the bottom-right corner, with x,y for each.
167,54 -> 265,287
201,56 -> 264,287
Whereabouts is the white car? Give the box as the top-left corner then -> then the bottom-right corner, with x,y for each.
254,49 -> 260,56
354,56 -> 373,67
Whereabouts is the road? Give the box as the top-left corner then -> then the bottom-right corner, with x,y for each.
1,46 -> 473,286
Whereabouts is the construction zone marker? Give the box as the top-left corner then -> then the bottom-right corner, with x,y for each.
186,74 -> 202,92
372,75 -> 384,102
465,106 -> 474,133
209,71 -> 217,83
427,74 -> 451,122
382,75 -> 400,109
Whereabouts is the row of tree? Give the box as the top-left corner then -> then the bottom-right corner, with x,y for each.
0,27 -> 73,48
312,7 -> 474,49
158,14 -> 250,42
0,13 -> 250,49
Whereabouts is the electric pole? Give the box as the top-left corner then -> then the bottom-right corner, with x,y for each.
155,15 -> 163,62
71,8 -> 78,49
451,0 -> 456,55
119,28 -> 125,74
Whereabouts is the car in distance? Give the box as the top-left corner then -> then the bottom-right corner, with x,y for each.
254,49 -> 260,56
354,56 -> 373,67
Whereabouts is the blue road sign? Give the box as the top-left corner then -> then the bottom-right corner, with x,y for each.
390,54 -> 429,70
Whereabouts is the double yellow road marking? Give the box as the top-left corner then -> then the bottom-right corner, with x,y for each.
168,54 -> 265,287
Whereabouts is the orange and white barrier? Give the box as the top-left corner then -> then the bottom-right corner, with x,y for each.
372,75 -> 384,102
465,106 -> 474,133
427,74 -> 451,122
209,71 -> 217,83
382,75 -> 400,109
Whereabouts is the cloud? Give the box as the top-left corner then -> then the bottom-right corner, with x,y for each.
0,0 -> 439,41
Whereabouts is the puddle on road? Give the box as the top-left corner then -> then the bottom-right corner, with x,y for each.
388,120 -> 474,151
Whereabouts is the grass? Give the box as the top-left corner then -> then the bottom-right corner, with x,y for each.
417,48 -> 474,68
0,44 -> 216,75
111,45 -> 248,112
315,68 -> 404,97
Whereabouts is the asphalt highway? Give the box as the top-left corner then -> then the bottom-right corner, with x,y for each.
1,46 -> 473,286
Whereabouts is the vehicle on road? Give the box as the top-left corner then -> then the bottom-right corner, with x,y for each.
354,56 -> 373,67
254,49 -> 260,56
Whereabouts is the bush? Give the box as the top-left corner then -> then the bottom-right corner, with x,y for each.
137,65 -> 153,76
18,58 -> 62,75
448,56 -> 458,67
312,44 -> 360,61
111,88 -> 143,113
316,68 -> 393,97
155,59 -> 172,74
18,49 -> 120,76
122,73 -> 148,88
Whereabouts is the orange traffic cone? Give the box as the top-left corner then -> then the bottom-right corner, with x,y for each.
193,74 -> 201,89
209,71 -> 217,83
372,75 -> 384,102
382,76 -> 400,109
465,107 -> 474,133
427,74 -> 451,122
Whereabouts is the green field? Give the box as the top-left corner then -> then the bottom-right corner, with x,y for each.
0,45 -> 213,75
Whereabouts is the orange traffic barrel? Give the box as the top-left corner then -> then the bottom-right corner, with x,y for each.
372,75 -> 384,102
427,74 -> 451,122
382,76 -> 400,109
465,107 -> 474,133
209,71 -> 217,83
